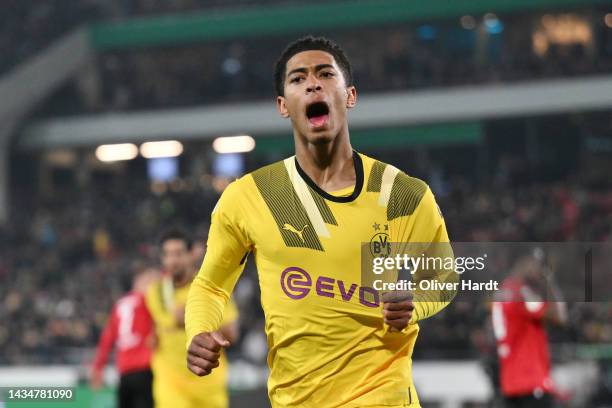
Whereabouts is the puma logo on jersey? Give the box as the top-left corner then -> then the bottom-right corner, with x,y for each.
283,223 -> 308,243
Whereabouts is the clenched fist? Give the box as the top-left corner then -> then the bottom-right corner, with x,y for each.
382,291 -> 414,332
187,331 -> 230,376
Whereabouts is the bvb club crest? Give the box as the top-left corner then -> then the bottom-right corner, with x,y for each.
369,222 -> 391,258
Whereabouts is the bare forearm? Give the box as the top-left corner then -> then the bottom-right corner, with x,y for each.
545,278 -> 567,326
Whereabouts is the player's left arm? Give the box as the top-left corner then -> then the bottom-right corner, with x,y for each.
544,290 -> 568,327
542,258 -> 568,326
520,260 -> 568,327
392,186 -> 458,325
521,280 -> 567,327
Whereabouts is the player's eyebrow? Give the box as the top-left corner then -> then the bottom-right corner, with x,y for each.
286,64 -> 335,78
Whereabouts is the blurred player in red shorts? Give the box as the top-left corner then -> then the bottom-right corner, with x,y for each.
492,249 -> 567,408
90,267 -> 159,408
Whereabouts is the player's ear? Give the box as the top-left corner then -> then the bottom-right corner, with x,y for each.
277,96 -> 290,118
345,86 -> 357,109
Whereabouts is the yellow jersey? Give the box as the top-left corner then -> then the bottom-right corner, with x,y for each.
186,151 -> 457,407
147,277 -> 238,408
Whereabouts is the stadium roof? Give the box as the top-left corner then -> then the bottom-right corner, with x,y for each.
89,0 -> 610,50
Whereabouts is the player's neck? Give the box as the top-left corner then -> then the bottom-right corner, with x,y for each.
294,129 -> 355,192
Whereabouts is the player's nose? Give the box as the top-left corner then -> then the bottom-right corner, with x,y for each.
306,79 -> 322,94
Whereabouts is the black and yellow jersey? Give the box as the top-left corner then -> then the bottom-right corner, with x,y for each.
186,151 -> 457,408
147,279 -> 238,408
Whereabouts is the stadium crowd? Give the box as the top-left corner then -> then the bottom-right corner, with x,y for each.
0,0 -> 100,75
21,6 -> 612,117
0,0 -> 332,76
4,0 -> 610,81
1,154 -> 611,365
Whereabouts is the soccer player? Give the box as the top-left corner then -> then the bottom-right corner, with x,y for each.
90,267 -> 158,408
492,250 -> 568,408
185,36 -> 457,407
146,229 -> 239,408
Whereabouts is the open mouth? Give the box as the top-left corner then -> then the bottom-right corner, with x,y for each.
305,101 -> 330,128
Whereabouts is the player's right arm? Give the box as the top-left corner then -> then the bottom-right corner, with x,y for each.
185,181 -> 251,376
217,298 -> 240,344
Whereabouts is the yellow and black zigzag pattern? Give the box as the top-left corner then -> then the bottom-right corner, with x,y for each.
307,185 -> 337,226
252,161 -> 335,251
366,161 -> 386,192
387,172 -> 427,221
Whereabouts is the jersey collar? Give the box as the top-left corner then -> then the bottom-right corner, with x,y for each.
294,150 -> 364,203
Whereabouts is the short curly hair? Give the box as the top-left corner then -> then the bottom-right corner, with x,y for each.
273,35 -> 353,97
159,228 -> 193,251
